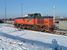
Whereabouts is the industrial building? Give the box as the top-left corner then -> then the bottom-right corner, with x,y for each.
55,18 -> 67,30
54,18 -> 67,35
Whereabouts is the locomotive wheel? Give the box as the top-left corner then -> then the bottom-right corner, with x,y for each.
40,26 -> 46,32
31,26 -> 36,30
28,25 -> 32,29
20,25 -> 25,29
24,25 -> 26,29
41,28 -> 45,32
22,25 -> 25,29
26,25 -> 32,29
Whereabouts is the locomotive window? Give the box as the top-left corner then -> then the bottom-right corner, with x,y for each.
28,13 -> 42,18
34,13 -> 41,18
28,14 -> 34,18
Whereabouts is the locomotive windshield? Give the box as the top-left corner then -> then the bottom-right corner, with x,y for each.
28,13 -> 41,18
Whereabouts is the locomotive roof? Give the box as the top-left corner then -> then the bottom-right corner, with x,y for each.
15,16 -> 53,19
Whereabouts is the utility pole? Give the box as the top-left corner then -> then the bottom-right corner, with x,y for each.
4,0 -> 7,21
53,5 -> 55,21
21,3 -> 23,17
53,5 -> 56,28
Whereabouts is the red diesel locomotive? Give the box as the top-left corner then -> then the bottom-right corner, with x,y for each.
14,13 -> 54,32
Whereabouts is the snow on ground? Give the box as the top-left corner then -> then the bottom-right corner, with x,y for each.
5,30 -> 67,48
0,23 -> 18,33
0,37 -> 27,50
0,23 -> 67,50
0,23 -> 14,27
0,27 -> 18,33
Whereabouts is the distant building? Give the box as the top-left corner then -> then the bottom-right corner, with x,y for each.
55,18 -> 67,30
